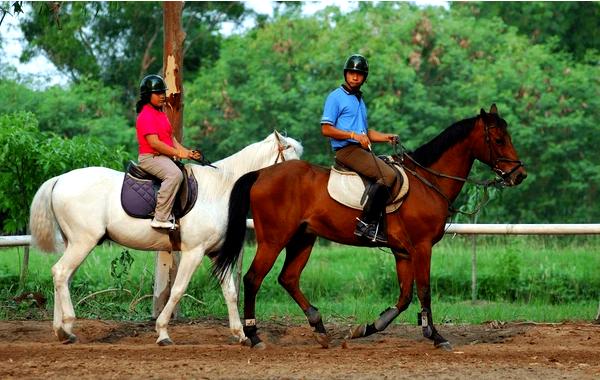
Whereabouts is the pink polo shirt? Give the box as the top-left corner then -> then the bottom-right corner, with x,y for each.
136,104 -> 175,154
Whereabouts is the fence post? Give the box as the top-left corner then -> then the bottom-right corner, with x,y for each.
471,234 -> 477,302
152,251 -> 180,319
18,246 -> 30,289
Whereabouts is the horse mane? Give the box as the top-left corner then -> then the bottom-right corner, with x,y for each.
189,132 -> 303,200
407,117 -> 476,167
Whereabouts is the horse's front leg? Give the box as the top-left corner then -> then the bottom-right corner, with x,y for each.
350,250 -> 414,339
155,249 -> 204,345
218,269 -> 247,344
413,244 -> 451,350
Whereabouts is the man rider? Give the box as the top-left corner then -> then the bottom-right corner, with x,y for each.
321,54 -> 398,243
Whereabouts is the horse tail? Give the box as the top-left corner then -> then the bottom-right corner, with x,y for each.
212,170 -> 260,282
29,176 -> 62,253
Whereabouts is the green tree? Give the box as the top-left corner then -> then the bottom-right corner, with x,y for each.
451,2 -> 600,62
0,112 -> 127,233
0,78 -> 136,156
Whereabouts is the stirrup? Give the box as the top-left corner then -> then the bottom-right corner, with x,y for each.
354,218 -> 387,243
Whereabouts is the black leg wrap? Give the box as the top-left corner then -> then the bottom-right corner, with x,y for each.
305,306 -> 326,334
374,306 -> 400,331
364,323 -> 378,337
243,325 -> 262,347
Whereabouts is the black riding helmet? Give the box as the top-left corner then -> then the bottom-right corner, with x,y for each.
139,74 -> 168,95
343,54 -> 369,80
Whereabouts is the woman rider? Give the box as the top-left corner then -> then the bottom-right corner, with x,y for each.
135,74 -> 201,229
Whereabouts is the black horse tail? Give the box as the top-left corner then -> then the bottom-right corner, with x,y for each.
212,171 -> 260,283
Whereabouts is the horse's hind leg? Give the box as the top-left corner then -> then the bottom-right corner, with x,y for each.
155,248 -> 205,345
51,241 -> 95,343
278,233 -> 329,347
351,250 -> 414,339
219,271 -> 246,344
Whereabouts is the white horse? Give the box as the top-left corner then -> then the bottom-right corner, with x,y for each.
29,131 -> 302,345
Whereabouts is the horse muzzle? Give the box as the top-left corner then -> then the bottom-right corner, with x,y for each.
495,164 -> 527,187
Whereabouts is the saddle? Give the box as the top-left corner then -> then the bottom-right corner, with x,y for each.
327,156 -> 409,213
120,161 -> 198,219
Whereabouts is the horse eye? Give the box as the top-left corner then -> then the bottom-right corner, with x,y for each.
495,138 -> 504,145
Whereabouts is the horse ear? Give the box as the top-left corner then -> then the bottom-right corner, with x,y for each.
480,108 -> 486,117
489,104 -> 498,114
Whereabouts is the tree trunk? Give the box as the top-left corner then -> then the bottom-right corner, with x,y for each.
162,1 -> 186,142
153,1 -> 186,318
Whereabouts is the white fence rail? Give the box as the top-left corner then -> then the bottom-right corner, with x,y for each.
2,223 -> 600,248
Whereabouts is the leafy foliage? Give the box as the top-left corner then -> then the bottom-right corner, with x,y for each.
0,79 -> 136,156
0,112 -> 127,233
451,2 -> 600,62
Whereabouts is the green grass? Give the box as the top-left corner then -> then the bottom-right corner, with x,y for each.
1,236 -> 598,324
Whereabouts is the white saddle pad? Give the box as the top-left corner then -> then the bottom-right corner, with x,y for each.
327,158 -> 409,213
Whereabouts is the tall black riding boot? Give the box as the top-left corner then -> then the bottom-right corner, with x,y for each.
354,183 -> 388,243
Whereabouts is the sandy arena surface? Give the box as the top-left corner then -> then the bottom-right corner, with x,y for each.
0,319 -> 598,379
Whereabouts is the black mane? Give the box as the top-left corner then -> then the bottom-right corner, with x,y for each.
408,117 -> 477,167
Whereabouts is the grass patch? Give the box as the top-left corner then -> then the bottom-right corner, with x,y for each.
1,236 -> 598,324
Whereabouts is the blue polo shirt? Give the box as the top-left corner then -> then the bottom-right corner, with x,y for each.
321,85 -> 368,151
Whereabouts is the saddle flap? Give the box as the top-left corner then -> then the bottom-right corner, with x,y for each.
121,174 -> 157,219
327,157 -> 409,213
121,163 -> 198,220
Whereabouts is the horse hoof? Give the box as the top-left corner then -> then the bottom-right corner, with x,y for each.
61,334 -> 77,344
241,338 -> 252,347
435,341 -> 453,351
57,328 -> 77,344
157,338 -> 174,346
350,324 -> 366,339
313,333 -> 330,348
252,342 -> 267,350
228,335 -> 245,344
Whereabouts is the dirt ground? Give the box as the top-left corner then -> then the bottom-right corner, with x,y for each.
0,318 -> 598,379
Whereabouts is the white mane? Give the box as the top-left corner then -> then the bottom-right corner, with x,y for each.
188,132 -> 303,200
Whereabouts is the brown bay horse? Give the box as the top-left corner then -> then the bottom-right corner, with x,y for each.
213,104 -> 527,350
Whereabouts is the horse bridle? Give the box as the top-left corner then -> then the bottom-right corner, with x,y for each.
393,115 -> 524,215
273,132 -> 293,164
483,121 -> 524,183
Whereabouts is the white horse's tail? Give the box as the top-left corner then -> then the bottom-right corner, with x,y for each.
29,176 -> 62,253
